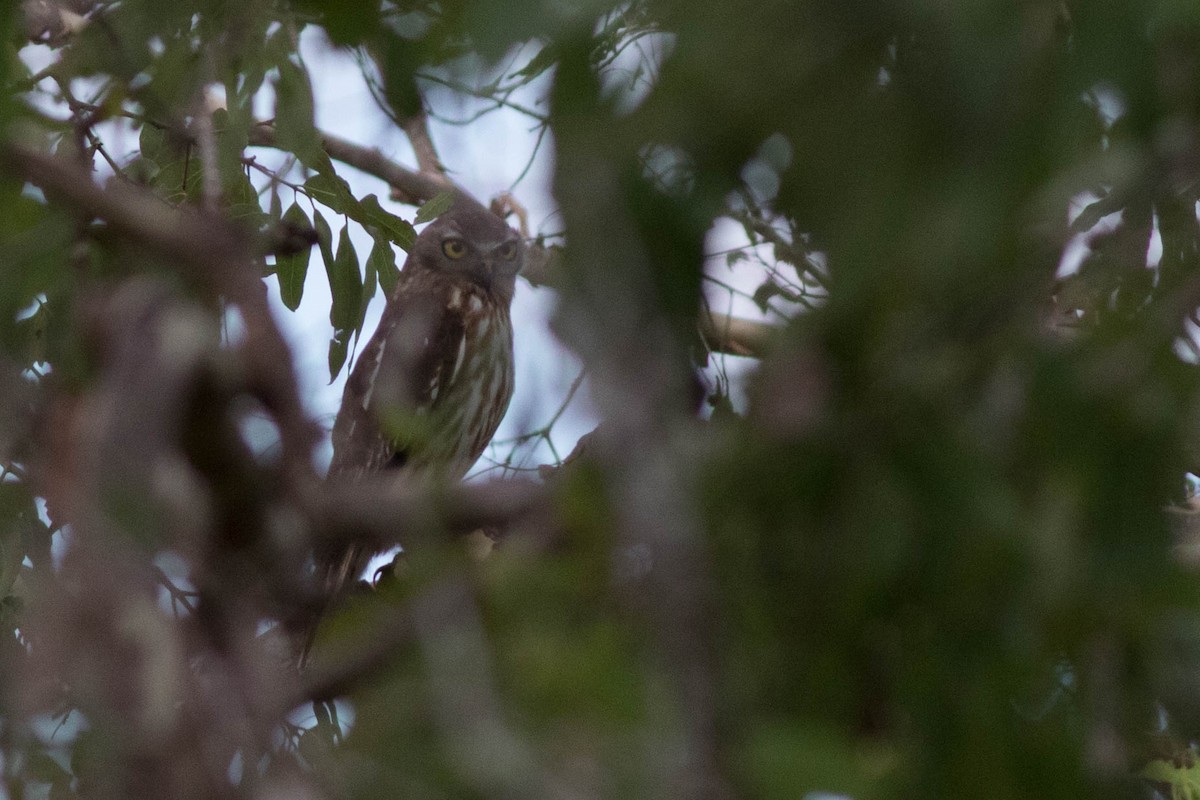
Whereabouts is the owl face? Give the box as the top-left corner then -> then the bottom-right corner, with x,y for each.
409,203 -> 525,302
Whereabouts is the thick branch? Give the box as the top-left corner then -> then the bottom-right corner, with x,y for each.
699,309 -> 776,357
316,476 -> 546,552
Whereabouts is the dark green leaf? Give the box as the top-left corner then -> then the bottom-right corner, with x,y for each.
274,60 -> 322,165
514,43 -> 559,80
304,173 -> 355,216
752,280 -> 783,312
414,190 -> 456,225
357,194 -> 417,250
276,202 -> 313,311
328,330 -> 350,381
139,124 -> 167,165
313,208 -> 335,274
26,752 -> 70,785
359,236 -> 379,334
369,236 -> 400,295
330,223 -> 362,332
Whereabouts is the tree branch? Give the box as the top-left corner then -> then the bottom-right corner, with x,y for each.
0,140 -> 320,491
248,122 -> 458,207
315,476 -> 546,552
398,108 -> 446,180
247,125 -> 779,358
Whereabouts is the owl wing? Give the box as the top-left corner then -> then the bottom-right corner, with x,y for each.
309,282 -> 469,662
329,282 -> 467,478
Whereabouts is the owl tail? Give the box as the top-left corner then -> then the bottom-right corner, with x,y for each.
296,543 -> 370,671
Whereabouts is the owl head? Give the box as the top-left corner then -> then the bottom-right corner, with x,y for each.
408,201 -> 526,304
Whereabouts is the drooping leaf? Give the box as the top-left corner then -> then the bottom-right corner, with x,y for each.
359,236 -> 379,334
328,329 -> 350,381
276,202 -> 313,311
369,235 -> 401,295
313,208 -> 336,274
330,224 -> 362,331
274,59 -> 323,165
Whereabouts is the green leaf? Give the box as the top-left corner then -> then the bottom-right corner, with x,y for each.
274,60 -> 323,165
328,330 -> 350,381
357,194 -> 416,249
369,236 -> 400,295
151,156 -> 202,205
331,225 -> 362,328
27,751 -> 70,785
326,224 -> 363,380
212,105 -> 251,188
514,43 -> 559,80
360,237 -> 379,334
298,0 -> 380,45
414,190 -> 456,225
276,202 -> 312,311
304,173 -> 357,216
139,123 -> 167,165
313,208 -> 335,274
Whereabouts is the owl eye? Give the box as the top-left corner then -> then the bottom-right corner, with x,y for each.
442,238 -> 468,259
497,241 -> 518,260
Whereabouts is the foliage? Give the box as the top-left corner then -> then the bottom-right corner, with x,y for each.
2,1 -> 1200,799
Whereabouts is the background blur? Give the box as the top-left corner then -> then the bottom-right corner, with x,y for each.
4,1 -> 1200,798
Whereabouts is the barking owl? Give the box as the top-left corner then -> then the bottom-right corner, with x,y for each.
310,200 -> 524,654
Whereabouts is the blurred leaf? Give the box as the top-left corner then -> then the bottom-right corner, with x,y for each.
274,60 -> 323,165
26,751 -> 70,785
296,0 -> 380,44
513,43 -> 559,80
414,191 -> 457,225
752,280 -> 785,312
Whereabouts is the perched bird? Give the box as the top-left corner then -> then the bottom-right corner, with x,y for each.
307,200 -> 523,660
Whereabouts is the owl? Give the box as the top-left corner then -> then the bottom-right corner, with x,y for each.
314,201 -> 524,639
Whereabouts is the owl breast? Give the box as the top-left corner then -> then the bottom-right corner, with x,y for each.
409,283 -> 515,478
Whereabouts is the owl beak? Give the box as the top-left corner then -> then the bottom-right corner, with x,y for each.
475,260 -> 494,289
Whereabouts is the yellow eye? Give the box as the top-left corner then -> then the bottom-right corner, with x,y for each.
442,238 -> 468,259
497,241 -> 518,260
